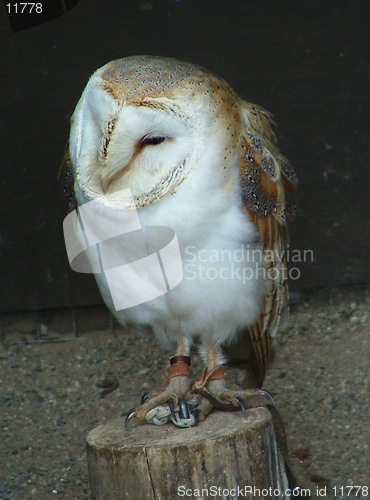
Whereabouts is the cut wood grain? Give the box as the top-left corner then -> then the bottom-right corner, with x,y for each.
87,408 -> 289,500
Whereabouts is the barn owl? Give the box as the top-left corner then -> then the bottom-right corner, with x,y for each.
61,55 -> 297,425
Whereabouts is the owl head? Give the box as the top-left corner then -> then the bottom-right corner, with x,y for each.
68,56 -> 244,208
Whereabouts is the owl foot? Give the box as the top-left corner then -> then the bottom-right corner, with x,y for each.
192,365 -> 265,421
132,356 -> 196,426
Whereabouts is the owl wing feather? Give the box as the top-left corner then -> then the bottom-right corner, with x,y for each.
59,146 -> 77,213
238,102 -> 298,384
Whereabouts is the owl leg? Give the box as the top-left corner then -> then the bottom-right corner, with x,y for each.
192,345 -> 259,421
134,340 -> 193,422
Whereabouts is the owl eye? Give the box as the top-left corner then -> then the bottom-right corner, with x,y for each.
141,135 -> 166,146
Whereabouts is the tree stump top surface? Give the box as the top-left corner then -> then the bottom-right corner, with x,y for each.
87,407 -> 271,450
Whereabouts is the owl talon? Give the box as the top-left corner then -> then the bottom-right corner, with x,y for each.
124,409 -> 137,430
258,389 -> 275,404
193,408 -> 200,426
234,395 -> 246,414
140,391 -> 149,405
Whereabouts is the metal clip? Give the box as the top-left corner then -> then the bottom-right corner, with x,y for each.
145,403 -> 196,428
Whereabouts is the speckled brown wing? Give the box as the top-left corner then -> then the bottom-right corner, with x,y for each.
238,102 -> 298,384
59,146 -> 77,213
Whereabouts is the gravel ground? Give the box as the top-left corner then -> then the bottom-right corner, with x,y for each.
0,285 -> 369,499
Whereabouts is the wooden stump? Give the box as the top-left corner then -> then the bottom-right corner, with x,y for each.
87,408 -> 289,500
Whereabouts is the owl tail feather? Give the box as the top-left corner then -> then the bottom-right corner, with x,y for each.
197,387 -> 310,499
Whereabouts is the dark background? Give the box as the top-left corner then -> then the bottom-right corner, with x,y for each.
1,0 -> 369,313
